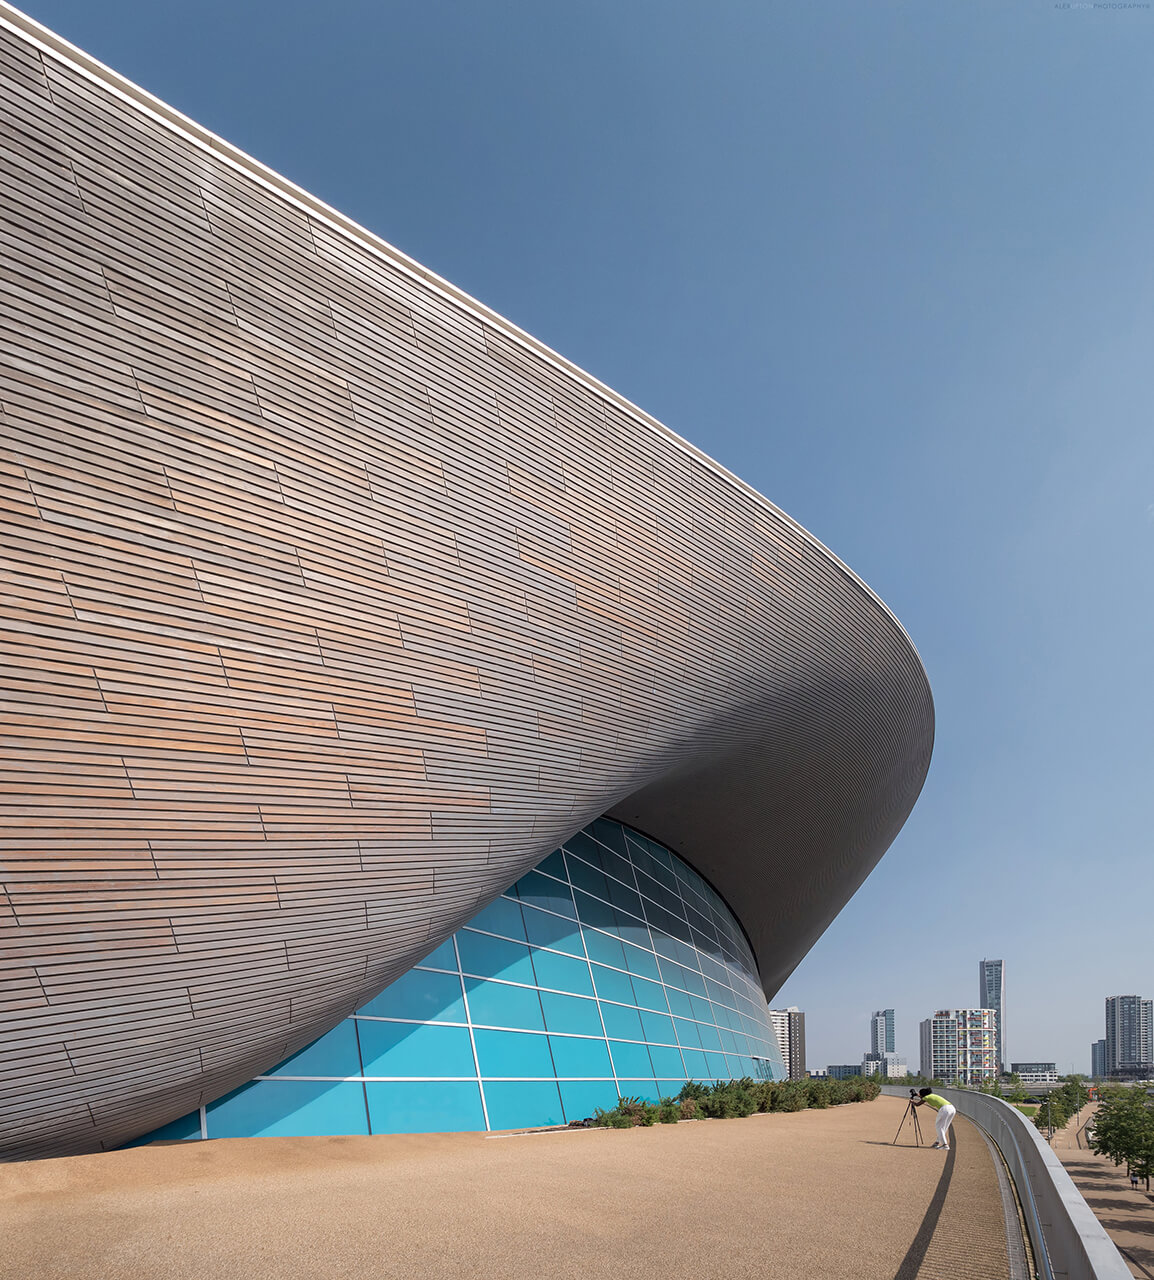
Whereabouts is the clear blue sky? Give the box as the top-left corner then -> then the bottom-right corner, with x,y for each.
18,0 -> 1154,1075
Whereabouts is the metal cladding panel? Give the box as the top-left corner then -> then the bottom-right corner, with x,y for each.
0,5 -> 934,1159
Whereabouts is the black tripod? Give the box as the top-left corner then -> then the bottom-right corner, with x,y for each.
892,1095 -> 924,1146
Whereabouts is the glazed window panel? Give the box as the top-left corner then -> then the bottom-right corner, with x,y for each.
263,1024 -> 361,1078
530,947 -> 595,997
359,968 -> 466,1024
146,818 -> 786,1145
358,1021 -> 477,1078
468,896 -> 528,944
463,977 -> 545,1033
521,904 -> 585,956
473,1028 -> 554,1079
510,869 -> 577,919
456,930 -> 536,986
539,990 -> 604,1038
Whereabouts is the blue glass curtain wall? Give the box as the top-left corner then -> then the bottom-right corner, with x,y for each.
134,819 -> 785,1142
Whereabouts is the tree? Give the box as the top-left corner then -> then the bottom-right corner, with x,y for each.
1088,1088 -> 1154,1190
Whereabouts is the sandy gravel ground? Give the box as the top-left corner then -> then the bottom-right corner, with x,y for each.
1051,1104 -> 1154,1280
0,1095 -> 1011,1280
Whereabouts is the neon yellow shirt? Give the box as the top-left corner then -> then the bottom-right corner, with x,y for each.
922,1093 -> 948,1110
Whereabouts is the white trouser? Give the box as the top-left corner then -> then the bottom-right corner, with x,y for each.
936,1104 -> 956,1147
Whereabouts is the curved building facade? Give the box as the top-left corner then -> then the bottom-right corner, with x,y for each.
0,4 -> 933,1160
141,819 -> 784,1141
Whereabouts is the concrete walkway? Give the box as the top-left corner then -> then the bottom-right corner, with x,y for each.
0,1095 -> 1013,1280
1051,1104 -> 1154,1280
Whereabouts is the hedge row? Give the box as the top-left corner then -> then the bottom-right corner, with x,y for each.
591,1075 -> 882,1128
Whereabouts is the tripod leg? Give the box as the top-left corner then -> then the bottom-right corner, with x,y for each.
892,1101 -> 912,1145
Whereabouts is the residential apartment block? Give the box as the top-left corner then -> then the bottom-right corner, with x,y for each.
1104,995 -> 1153,1078
769,1008 -> 807,1081
920,1009 -> 998,1084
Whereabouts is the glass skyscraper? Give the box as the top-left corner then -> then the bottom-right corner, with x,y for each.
979,959 -> 1005,1073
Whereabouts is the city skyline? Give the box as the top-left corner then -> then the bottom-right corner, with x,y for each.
12,0 -> 1154,1078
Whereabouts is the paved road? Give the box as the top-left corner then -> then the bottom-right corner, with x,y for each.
0,1095 -> 1011,1280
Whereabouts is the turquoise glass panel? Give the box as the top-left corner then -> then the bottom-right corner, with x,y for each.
207,1080 -> 368,1138
145,817 -> 783,1148
639,1010 -> 676,1045
548,1035 -> 613,1079
697,1022 -> 723,1052
365,1081 -> 484,1134
591,963 -> 636,1006
264,1023 -> 360,1077
534,849 -> 567,881
464,976 -> 545,1032
616,1078 -> 660,1103
665,987 -> 694,1018
604,878 -> 643,920
468,895 -> 527,943
705,1051 -> 729,1079
530,947 -> 594,996
521,903 -> 584,955
559,1079 -> 619,1123
674,1017 -> 702,1048
680,1048 -> 710,1080
629,975 -> 668,1012
574,890 -> 617,935
416,938 -> 458,971
566,856 -> 610,901
582,929 -> 627,969
359,968 -> 465,1023
473,1029 -> 554,1078
608,1040 -> 653,1079
617,919 -> 652,951
690,994 -> 715,1023
621,943 -> 661,981
540,990 -> 604,1037
485,1080 -> 563,1129
648,1043 -> 688,1077
358,1020 -> 476,1077
598,1002 -> 644,1041
456,930 -> 536,985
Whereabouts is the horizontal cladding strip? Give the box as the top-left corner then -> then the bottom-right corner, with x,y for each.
0,3 -> 932,1160
0,3 -> 923,640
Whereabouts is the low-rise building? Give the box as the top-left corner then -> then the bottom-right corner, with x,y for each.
828,1064 -> 864,1080
1010,1062 -> 1058,1084
862,1052 -> 908,1078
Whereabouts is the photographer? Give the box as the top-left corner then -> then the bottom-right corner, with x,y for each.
912,1087 -> 956,1150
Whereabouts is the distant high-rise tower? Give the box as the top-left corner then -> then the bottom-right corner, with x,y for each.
870,1009 -> 895,1056
979,959 -> 1005,1073
1104,995 -> 1153,1077
769,1007 -> 807,1080
1090,1039 -> 1107,1079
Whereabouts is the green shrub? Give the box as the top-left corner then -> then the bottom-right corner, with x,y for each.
806,1079 -> 833,1109
592,1105 -> 634,1129
594,1073 -> 879,1129
778,1081 -> 809,1111
617,1095 -> 658,1126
